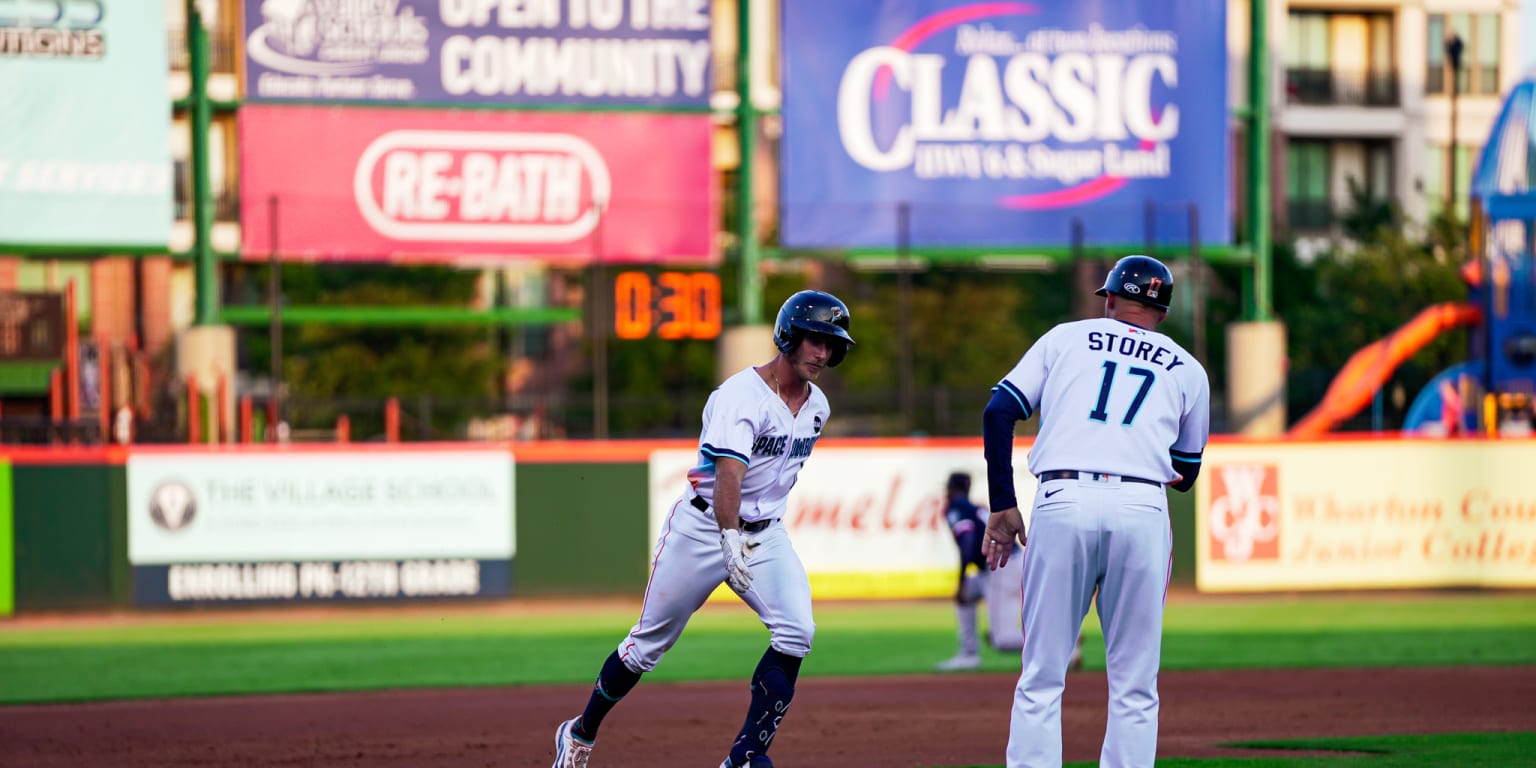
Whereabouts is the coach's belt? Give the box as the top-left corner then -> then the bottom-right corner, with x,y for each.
1039,470 -> 1161,487
691,495 -> 774,533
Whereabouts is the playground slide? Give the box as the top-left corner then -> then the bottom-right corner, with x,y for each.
1286,302 -> 1482,438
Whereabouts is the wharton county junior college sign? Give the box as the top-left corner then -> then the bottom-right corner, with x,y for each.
242,0 -> 711,108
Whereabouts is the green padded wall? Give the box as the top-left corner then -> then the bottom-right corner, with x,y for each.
515,462 -> 651,595
12,463 -> 127,610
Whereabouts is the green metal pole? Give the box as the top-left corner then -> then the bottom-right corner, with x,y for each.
735,0 -> 761,325
1245,0 -> 1273,322
188,0 -> 217,325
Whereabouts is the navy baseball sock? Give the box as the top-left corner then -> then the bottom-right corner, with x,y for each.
574,651 -> 643,741
727,647 -> 803,766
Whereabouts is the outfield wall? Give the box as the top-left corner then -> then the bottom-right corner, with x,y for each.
1,438 -> 1529,615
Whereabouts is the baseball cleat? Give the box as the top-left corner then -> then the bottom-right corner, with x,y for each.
935,652 -> 982,671
552,717 -> 593,768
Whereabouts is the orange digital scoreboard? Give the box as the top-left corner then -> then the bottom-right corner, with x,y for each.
611,270 -> 722,340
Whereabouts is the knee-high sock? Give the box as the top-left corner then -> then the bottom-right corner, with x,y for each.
956,603 -> 980,656
728,647 -> 803,765
574,651 -> 643,741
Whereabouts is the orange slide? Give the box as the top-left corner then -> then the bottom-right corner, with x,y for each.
1287,302 -> 1482,438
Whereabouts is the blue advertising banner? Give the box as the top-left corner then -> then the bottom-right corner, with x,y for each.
242,0 -> 712,108
0,0 -> 172,248
781,0 -> 1229,249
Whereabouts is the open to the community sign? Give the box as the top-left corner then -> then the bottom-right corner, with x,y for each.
241,0 -> 711,108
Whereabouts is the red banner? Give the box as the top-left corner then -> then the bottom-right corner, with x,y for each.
239,106 -> 715,264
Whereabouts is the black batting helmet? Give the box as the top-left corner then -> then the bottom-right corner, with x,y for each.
1095,255 -> 1174,310
774,290 -> 856,367
946,472 -> 971,494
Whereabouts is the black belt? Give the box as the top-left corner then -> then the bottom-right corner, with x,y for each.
1039,470 -> 1161,487
691,496 -> 773,533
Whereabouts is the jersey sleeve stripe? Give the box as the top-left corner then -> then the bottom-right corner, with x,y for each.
701,443 -> 749,466
1170,449 -> 1202,463
994,380 -> 1033,419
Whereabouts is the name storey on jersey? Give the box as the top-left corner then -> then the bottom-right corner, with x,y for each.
1087,330 -> 1186,371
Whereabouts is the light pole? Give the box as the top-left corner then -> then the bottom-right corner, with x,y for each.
1445,33 -> 1464,221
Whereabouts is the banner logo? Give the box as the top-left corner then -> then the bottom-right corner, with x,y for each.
1208,464 -> 1280,561
353,130 -> 612,243
246,0 -> 428,77
149,481 -> 198,532
0,0 -> 106,58
837,3 -> 1179,209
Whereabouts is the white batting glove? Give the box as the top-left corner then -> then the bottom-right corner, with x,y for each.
720,529 -> 754,594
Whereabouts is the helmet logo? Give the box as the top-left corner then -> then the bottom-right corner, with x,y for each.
830,306 -> 844,320
1122,282 -> 1141,294
1147,278 -> 1162,298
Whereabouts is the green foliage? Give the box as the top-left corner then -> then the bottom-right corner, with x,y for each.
831,267 -> 1071,435
236,265 -> 503,439
1273,212 -> 1470,429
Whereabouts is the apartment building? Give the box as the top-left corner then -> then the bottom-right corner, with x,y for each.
1268,0 -> 1523,246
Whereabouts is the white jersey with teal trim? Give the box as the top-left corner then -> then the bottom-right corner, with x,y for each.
997,317 -> 1209,482
686,366 -> 830,524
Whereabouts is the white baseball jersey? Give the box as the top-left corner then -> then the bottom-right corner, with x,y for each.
997,318 -> 1209,481
993,316 -> 1210,768
686,366 -> 830,524
616,366 -> 823,673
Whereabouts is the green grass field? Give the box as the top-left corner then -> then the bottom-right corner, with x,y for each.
2,592 -> 1532,767
0,592 -> 1532,705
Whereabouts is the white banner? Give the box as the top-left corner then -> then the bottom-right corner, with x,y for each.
650,444 -> 1037,598
128,450 -> 515,563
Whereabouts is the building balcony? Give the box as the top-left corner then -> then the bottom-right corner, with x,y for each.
167,28 -> 238,73
1286,68 -> 1400,107
174,185 -> 241,223
1287,199 -> 1335,232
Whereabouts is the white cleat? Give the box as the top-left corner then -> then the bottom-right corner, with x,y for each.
935,652 -> 982,671
552,718 -> 593,768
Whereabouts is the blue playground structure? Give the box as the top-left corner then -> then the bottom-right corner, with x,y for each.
1404,76 -> 1536,436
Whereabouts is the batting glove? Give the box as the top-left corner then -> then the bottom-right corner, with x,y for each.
720,529 -> 754,594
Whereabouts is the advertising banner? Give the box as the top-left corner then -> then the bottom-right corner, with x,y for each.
127,449 -> 515,604
241,0 -> 711,108
650,444 -> 1038,598
0,1 -> 172,248
1197,441 -> 1536,592
240,105 -> 715,263
780,0 -> 1229,249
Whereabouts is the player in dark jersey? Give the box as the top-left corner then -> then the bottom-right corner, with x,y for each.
938,472 -> 1081,672
937,472 -> 991,670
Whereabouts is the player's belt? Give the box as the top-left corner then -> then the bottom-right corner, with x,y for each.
1038,470 -> 1162,487
691,495 -> 774,533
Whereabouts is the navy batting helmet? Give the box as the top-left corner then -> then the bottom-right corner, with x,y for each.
1095,255 -> 1174,310
774,290 -> 855,367
946,472 -> 971,494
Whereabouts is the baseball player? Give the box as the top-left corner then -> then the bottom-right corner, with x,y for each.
936,472 -> 1077,672
552,290 -> 856,768
982,255 -> 1209,767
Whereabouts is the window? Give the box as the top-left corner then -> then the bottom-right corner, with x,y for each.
1287,142 -> 1331,230
1426,144 -> 1478,220
1366,143 -> 1393,200
1427,13 -> 1500,96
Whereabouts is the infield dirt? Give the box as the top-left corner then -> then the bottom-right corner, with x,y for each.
3,665 -> 1532,767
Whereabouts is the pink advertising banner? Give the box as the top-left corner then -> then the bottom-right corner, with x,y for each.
239,106 -> 715,264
